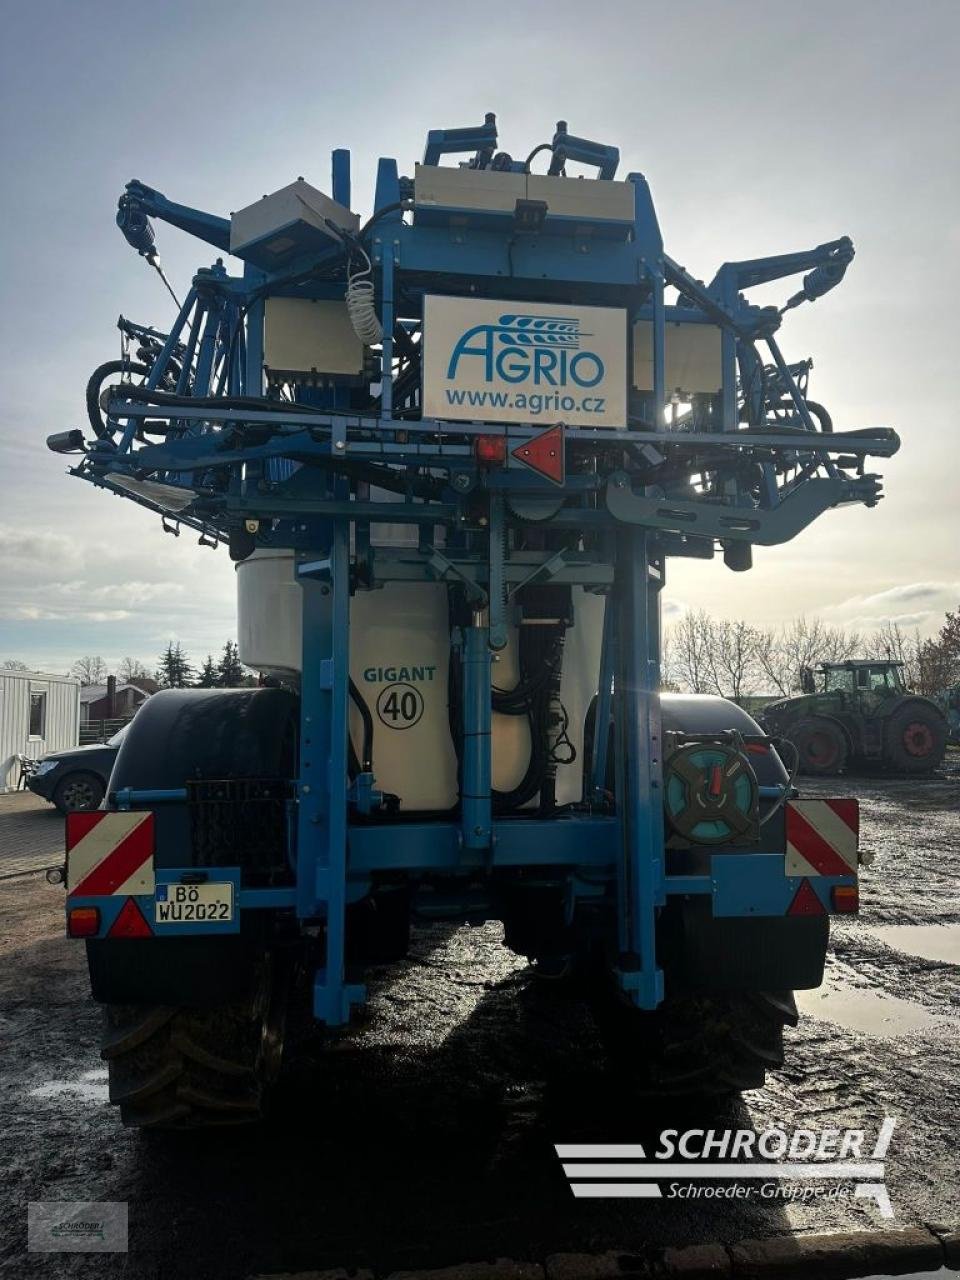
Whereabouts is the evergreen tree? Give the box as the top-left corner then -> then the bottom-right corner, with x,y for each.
216,640 -> 245,688
195,655 -> 218,688
156,642 -> 193,689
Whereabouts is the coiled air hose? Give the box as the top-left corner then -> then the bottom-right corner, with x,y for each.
345,245 -> 383,346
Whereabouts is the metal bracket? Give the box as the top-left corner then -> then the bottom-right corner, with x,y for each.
507,548 -> 570,599
606,474 -> 881,545
420,546 -> 487,604
298,557 -> 333,583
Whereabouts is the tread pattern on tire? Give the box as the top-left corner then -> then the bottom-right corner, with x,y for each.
882,703 -> 947,774
102,999 -> 271,1128
791,718 -> 848,777
593,989 -> 798,1095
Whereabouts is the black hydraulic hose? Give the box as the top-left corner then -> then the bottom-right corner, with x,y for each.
348,678 -> 374,773
492,641 -> 561,713
358,201 -> 408,241
802,400 -> 833,433
104,385 -> 333,415
87,361 -> 152,438
758,736 -> 801,827
523,142 -> 554,173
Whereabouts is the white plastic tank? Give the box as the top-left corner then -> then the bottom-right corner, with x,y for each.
236,551 -> 603,809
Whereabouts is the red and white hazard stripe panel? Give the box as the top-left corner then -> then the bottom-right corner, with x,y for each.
785,798 -> 858,878
66,811 -> 155,897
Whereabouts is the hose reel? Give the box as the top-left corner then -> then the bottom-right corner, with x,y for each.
663,737 -> 759,846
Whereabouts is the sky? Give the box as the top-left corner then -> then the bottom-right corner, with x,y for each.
1,0 -> 958,675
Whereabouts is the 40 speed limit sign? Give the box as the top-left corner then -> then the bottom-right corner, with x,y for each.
376,682 -> 425,729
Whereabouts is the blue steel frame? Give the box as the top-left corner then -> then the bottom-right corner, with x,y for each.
64,119 -> 897,1025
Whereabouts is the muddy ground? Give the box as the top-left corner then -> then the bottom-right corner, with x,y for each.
1,769 -> 958,1279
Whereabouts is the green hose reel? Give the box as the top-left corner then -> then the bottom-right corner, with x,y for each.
663,740 -> 759,845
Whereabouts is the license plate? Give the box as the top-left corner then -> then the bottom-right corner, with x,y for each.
155,882 -> 234,924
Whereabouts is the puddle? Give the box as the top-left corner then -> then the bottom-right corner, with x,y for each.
29,1067 -> 109,1104
795,974 -> 942,1038
864,923 -> 960,966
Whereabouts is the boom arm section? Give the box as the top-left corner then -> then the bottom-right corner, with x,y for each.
709,237 -> 855,310
117,179 -> 232,257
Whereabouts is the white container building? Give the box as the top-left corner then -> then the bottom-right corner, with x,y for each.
0,670 -> 81,792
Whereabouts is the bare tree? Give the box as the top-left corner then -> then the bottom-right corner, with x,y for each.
755,627 -> 791,695
755,618 -> 858,694
2,658 -> 30,671
708,619 -> 761,702
117,656 -> 151,683
659,629 -> 681,691
666,609 -> 959,700
822,624 -> 861,663
864,621 -> 920,686
670,610 -> 718,694
72,655 -> 109,686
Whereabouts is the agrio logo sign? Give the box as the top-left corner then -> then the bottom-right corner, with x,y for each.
423,296 -> 626,428
447,313 -> 605,388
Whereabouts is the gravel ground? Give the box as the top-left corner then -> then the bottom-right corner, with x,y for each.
0,772 -> 958,1279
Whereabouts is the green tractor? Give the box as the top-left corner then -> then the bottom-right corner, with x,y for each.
760,660 -> 947,776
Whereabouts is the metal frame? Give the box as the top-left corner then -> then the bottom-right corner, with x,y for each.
59,116 -> 895,1024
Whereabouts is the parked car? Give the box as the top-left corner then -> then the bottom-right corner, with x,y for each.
27,726 -> 127,813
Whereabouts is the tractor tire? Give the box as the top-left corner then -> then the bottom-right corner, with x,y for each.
593,988 -> 797,1095
790,718 -> 848,776
100,952 -> 288,1128
883,704 -> 947,774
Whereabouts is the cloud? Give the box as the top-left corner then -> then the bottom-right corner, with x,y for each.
0,524 -> 81,561
0,514 -> 236,670
9,606 -> 58,621
822,581 -> 959,634
836,583 -> 956,609
52,580 -> 186,605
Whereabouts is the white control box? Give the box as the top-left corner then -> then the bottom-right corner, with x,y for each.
230,180 -> 358,267
264,298 -> 363,376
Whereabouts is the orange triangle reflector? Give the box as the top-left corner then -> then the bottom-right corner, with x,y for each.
787,879 -> 827,916
511,423 -> 565,486
107,897 -> 153,938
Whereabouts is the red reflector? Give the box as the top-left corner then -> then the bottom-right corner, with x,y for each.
67,906 -> 100,938
511,422 -> 565,485
107,898 -> 153,938
832,885 -> 860,914
474,434 -> 507,464
65,810 -> 104,851
787,879 -> 827,916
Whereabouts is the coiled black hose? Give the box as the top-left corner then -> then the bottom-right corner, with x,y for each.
86,361 -> 152,438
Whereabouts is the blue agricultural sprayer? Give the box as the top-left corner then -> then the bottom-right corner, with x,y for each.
48,115 -> 898,1127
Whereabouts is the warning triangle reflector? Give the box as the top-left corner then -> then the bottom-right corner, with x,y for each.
511,423 -> 565,486
787,879 -> 827,916
107,897 -> 153,938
